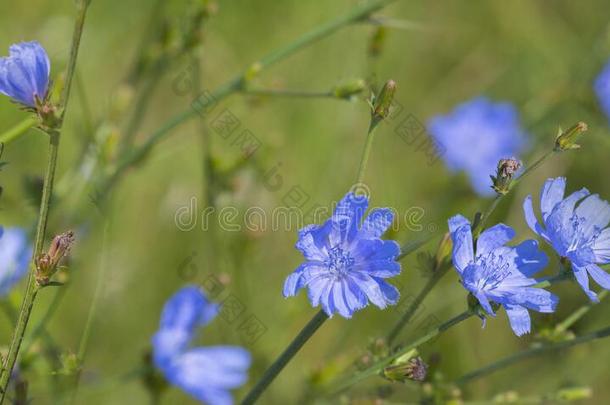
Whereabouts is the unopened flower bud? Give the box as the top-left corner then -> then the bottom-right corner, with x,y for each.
555,121 -> 587,151
372,80 -> 396,121
332,79 -> 366,100
490,158 -> 521,195
35,230 -> 75,286
556,386 -> 592,401
383,355 -> 428,382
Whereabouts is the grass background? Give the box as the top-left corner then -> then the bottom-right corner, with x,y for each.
0,0 -> 610,403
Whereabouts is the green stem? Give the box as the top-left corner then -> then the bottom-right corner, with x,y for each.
0,2 -> 90,400
240,310 -> 328,405
456,324 -> 610,385
331,310 -> 473,395
241,88 -> 334,99
356,118 -> 381,185
101,0 -> 398,196
386,264 -> 450,345
70,220 -> 109,404
0,116 -> 37,145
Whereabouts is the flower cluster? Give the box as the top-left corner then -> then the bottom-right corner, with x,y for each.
427,97 -> 528,196
283,191 -> 401,318
152,286 -> 251,405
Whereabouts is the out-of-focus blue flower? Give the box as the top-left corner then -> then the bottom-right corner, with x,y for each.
0,227 -> 32,297
594,60 -> 610,122
152,286 -> 251,405
427,97 -> 528,196
0,41 -> 50,108
524,177 -> 610,301
448,215 -> 557,336
283,192 -> 401,318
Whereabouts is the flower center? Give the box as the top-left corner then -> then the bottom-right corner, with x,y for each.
326,246 -> 355,277
475,252 -> 510,290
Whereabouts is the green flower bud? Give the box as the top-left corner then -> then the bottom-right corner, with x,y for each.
372,80 -> 396,121
332,79 -> 366,100
554,121 -> 588,151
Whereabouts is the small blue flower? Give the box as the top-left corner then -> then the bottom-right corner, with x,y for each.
152,286 -> 251,405
524,177 -> 610,301
428,97 -> 528,196
0,227 -> 32,297
448,215 -> 557,336
283,192 -> 401,318
0,41 -> 50,108
594,59 -> 610,123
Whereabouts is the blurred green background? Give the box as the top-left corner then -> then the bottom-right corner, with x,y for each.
1,0 -> 610,403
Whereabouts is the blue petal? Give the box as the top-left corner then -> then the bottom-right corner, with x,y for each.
330,282 -> 353,318
504,304 -> 531,336
349,273 -> 392,309
592,228 -> 610,263
586,264 -> 610,290
152,329 -> 192,367
159,286 -> 218,333
508,239 -> 548,278
306,276 -> 333,309
353,259 -> 401,278
0,227 -> 32,297
546,188 -> 590,233
573,264 -> 598,302
0,42 -> 50,107
540,177 -> 566,222
474,290 -> 495,316
167,346 -> 250,404
523,195 -> 550,242
359,208 -> 394,239
476,223 -> 515,257
295,224 -> 329,261
508,287 -> 558,313
331,192 -> 369,243
574,194 -> 610,238
352,239 -> 400,261
448,215 -> 474,274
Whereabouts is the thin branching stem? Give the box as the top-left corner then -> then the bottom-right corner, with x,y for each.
0,2 -> 91,399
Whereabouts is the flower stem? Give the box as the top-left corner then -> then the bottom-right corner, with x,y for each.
240,310 -> 328,405
240,88 -> 334,99
0,116 -> 37,145
555,290 -> 608,334
356,118 -> 381,185
330,310 -> 473,395
456,324 -> 610,385
0,2 -> 90,399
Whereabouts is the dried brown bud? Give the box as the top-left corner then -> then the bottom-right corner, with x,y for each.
383,356 -> 428,382
35,230 -> 75,286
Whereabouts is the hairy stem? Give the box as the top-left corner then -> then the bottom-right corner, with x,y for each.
0,116 -> 37,145
0,2 -> 90,399
241,88 -> 334,99
356,118 -> 381,185
240,310 -> 328,405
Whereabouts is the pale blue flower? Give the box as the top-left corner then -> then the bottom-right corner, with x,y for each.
0,41 -> 50,108
524,177 -> 610,301
594,59 -> 610,122
152,286 -> 251,405
0,227 -> 32,297
449,215 -> 557,336
283,192 -> 401,318
428,97 -> 528,196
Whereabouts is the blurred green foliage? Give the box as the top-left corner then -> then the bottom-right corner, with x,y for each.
1,0 -> 610,403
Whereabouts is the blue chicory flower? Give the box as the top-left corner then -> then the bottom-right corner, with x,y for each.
524,177 -> 610,301
594,59 -> 610,123
427,97 -> 528,196
0,227 -> 32,297
152,286 -> 251,405
449,215 -> 558,336
283,191 -> 401,318
0,41 -> 50,108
